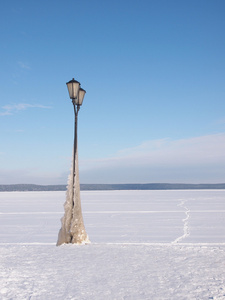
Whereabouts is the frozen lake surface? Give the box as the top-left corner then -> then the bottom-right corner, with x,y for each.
0,190 -> 225,299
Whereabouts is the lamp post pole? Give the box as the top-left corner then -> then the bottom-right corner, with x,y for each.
57,78 -> 89,245
72,100 -> 79,210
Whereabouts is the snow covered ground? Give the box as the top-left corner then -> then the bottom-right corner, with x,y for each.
0,190 -> 225,299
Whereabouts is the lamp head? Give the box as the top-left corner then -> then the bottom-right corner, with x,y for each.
77,88 -> 86,106
66,78 -> 80,100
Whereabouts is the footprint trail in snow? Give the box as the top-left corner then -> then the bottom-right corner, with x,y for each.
172,199 -> 190,244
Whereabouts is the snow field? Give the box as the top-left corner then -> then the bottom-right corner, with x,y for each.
0,190 -> 225,299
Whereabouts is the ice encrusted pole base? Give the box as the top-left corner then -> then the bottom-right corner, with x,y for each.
57,150 -> 90,246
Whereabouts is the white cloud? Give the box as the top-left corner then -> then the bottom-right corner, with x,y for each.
0,168 -> 66,185
0,110 -> 12,116
80,133 -> 225,184
217,118 -> 225,124
81,134 -> 225,168
1,133 -> 225,185
0,103 -> 52,116
17,61 -> 30,70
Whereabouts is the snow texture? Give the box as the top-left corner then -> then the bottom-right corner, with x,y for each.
0,190 -> 225,299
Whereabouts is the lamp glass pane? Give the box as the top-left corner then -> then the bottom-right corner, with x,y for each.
77,89 -> 86,105
66,80 -> 80,99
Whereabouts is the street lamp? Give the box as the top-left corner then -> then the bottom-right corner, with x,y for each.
57,77 -> 89,245
66,78 -> 86,105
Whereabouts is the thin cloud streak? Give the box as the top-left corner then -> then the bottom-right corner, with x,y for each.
0,103 -> 52,116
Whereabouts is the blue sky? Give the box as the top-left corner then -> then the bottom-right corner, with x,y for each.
1,0 -> 225,184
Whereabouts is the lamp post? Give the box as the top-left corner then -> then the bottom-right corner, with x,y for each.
57,78 -> 90,245
67,79 -> 86,211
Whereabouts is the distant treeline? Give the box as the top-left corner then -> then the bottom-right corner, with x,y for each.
1,183 -> 225,191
